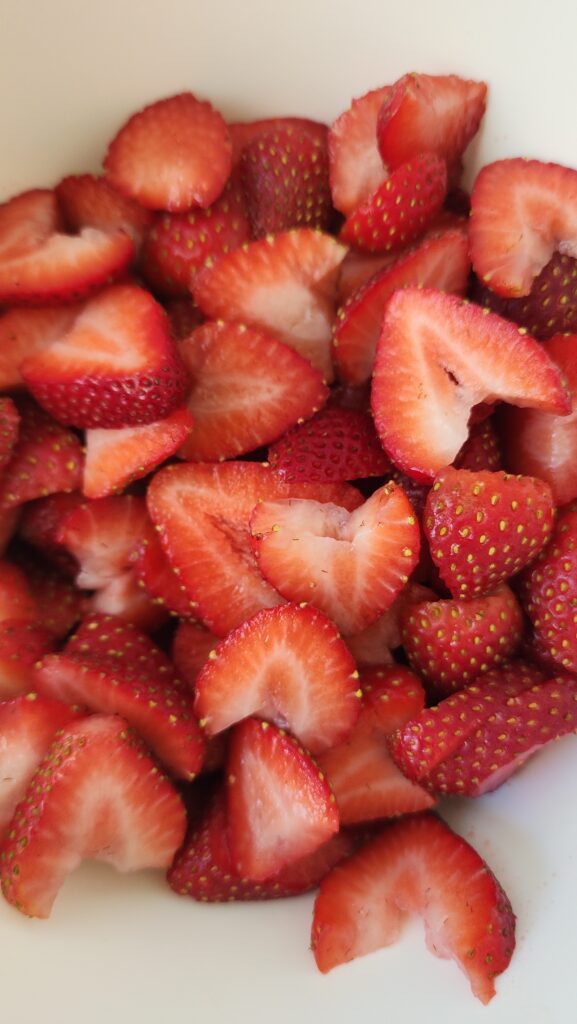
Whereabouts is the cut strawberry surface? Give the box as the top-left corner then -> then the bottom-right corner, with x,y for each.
268,406 -> 390,483
333,228 -> 470,385
370,288 -> 571,481
56,174 -> 153,251
345,584 -> 435,666
83,564 -> 165,632
471,252 -> 577,341
171,621 -> 220,689
424,467 -> 555,598
230,117 -> 328,168
0,398 -> 83,509
328,85 -> 391,216
361,665 -> 426,733
0,714 -> 187,918
104,92 -> 232,212
0,620 -> 57,699
195,603 -> 360,753
337,250 -> 396,304
57,494 -> 148,591
193,228 -> 347,380
311,813 -> 515,1004
0,305 -> 81,389
133,527 -> 196,620
146,461 -> 361,635
226,718 -> 339,881
177,321 -> 328,462
21,284 -> 189,429
340,154 -> 447,255
377,74 -> 487,183
0,397 -> 19,473
470,158 -> 577,297
250,483 -> 419,635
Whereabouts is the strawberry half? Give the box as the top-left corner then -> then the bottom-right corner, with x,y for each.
370,288 -> 571,481
226,718 -> 339,881
56,173 -> 153,251
267,406 -> 390,483
471,252 -> 577,341
57,494 -> 148,591
0,398 -> 83,509
311,813 -> 515,1004
0,714 -> 187,918
0,305 -> 81,389
328,85 -> 391,216
21,284 -> 189,429
104,92 -> 232,212
230,117 -> 328,167
194,603 -> 360,754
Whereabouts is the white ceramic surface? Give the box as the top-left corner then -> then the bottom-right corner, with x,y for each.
1,1 -> 576,1021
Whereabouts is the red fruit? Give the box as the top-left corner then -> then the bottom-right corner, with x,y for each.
193,228 -> 346,379
230,117 -> 328,167
85,562 -> 166,632
0,398 -> 18,477
0,509 -> 19,559
9,552 -> 82,639
0,560 -> 38,623
164,298 -> 204,340
340,154 -> 447,255
18,492 -> 84,574
0,714 -> 187,918
425,467 -> 555,598
56,173 -> 153,250
250,483 -> 419,635
361,664 -> 426,733
377,74 -> 487,183
240,126 -> 332,237
21,284 -> 188,429
146,462 -> 361,635
34,614 -> 204,780
328,86 -> 391,216
0,398 -> 83,509
104,92 -> 232,212
471,252 -> 577,341
311,813 -> 515,1004
454,416 -> 502,472
0,305 -> 81,390
371,288 -> 571,481
0,620 -> 57,699
337,250 -> 397,305
83,407 -> 193,499
226,718 -> 339,881
346,583 -> 436,667
268,406 -> 390,483
140,174 -> 251,298
57,494 -> 148,591
177,321 -> 328,461
171,621 -> 220,689
195,603 -> 360,754
132,527 -> 196,620
333,228 -> 470,385
469,158 -> 577,297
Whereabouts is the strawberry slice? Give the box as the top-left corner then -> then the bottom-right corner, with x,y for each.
133,528 -> 196,620
267,406 -> 390,483
469,158 -> 577,297
0,397 -> 19,472
56,174 -> 153,250
424,467 -> 555,598
0,620 -> 57,699
164,298 -> 205,340
0,305 -> 81,389
177,321 -> 328,462
361,664 -> 426,733
0,714 -> 187,917
376,74 -> 487,183
0,398 -> 83,509
250,483 -> 419,635
337,250 -> 397,305
193,228 -> 347,379
171,621 -> 221,689
83,407 -> 193,499
195,603 -> 360,753
104,92 -> 232,212
85,564 -> 166,631
345,583 -> 435,666
34,614 -> 205,779
471,252 -> 577,341
453,416 -> 502,472
57,494 -> 148,591
168,784 -> 353,902
328,86 -> 391,216
240,125 -> 332,237
146,462 -> 361,635
0,189 -> 133,304
340,154 -> 447,254
226,718 -> 339,881
140,173 -> 251,298
333,228 -> 470,384
0,560 -> 38,623
8,549 -> 82,639
0,510 -> 19,559
230,117 -> 328,167
18,492 -> 84,575
400,584 -> 524,696
0,693 -> 83,832
371,288 -> 571,481
311,813 -> 515,1004
21,283 -> 189,429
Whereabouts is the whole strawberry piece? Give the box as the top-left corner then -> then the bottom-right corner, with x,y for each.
424,468 -> 555,598
470,253 -> 577,340
268,405 -> 390,483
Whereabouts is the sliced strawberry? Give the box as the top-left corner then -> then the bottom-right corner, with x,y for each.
195,603 -> 359,753
18,492 -> 84,574
56,174 -> 153,251
0,714 -> 187,917
250,483 -> 419,635
146,462 -> 361,635
83,407 -> 193,499
34,614 -> 204,779
340,154 -> 447,255
0,305 -> 81,389
193,228 -> 346,380
469,158 -> 577,297
171,621 -> 220,690
0,189 -> 133,304
268,406 -> 390,483
0,397 -> 19,473
140,174 -> 251,298
177,321 -> 328,462
132,528 -> 196,620
164,298 -> 205,340
240,125 -> 332,237
333,229 -> 470,384
0,559 -> 38,623
0,620 -> 57,699
361,664 -> 426,733
0,398 -> 83,509
345,583 -> 436,666
328,86 -> 391,216
21,283 -> 189,429
424,468 -> 555,598
376,74 -> 487,183
226,718 -> 339,881
311,813 -> 515,1004
230,117 -> 328,167
104,92 -> 232,212
82,565 -> 166,632
371,288 -> 571,481
454,416 -> 502,472
337,250 -> 396,305
0,509 -> 19,559
57,494 -> 148,591
9,550 -> 83,639
471,253 -> 577,341
0,693 -> 83,832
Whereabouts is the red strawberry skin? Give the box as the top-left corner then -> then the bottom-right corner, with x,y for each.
471,253 -> 577,341
361,664 -> 426,733
230,117 -> 328,168
268,406 -> 390,483
454,416 -> 502,472
0,398 -> 83,509
328,86 -> 391,217
0,620 -> 58,699
56,173 -> 153,250
0,397 -> 19,472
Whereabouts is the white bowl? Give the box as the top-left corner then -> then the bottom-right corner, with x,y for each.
1,2 -> 576,1021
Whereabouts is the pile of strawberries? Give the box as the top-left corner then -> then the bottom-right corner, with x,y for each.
1,71 -> 577,1006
